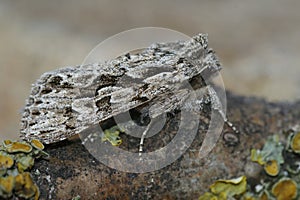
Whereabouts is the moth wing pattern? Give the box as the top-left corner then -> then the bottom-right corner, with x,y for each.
20,34 -> 221,144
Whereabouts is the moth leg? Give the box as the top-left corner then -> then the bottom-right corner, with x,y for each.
183,85 -> 240,157
138,116 -> 164,157
138,121 -> 152,156
206,85 -> 239,135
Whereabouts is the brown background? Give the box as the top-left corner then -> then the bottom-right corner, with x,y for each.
0,0 -> 300,141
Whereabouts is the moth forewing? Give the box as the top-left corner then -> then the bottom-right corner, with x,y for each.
20,33 -> 228,147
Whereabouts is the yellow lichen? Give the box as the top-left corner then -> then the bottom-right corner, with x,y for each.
30,139 -> 44,150
209,176 -> 247,198
263,160 -> 279,176
241,192 -> 256,200
6,142 -> 32,153
200,133 -> 300,200
0,176 -> 14,198
33,184 -> 40,200
15,172 -> 38,199
3,140 -> 12,147
198,192 -> 219,200
250,149 -> 265,165
199,176 -> 247,199
0,154 -> 14,169
250,135 -> 284,177
0,139 -> 45,199
259,190 -> 270,200
271,178 -> 297,200
290,131 -> 300,154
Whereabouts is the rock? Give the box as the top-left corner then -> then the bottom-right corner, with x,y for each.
32,92 -> 300,199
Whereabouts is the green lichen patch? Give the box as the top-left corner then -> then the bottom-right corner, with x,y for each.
250,135 -> 284,176
199,176 -> 247,200
101,126 -> 123,146
199,131 -> 300,200
16,155 -> 35,173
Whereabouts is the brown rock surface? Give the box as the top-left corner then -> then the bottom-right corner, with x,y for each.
31,92 -> 300,199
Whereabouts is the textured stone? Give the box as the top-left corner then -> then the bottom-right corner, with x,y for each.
31,92 -> 300,199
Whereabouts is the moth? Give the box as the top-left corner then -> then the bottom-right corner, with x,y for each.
20,34 -> 238,153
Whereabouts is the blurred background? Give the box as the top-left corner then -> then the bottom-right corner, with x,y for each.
0,0 -> 300,140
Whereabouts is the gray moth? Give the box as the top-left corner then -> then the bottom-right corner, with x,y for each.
20,34 -> 238,150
